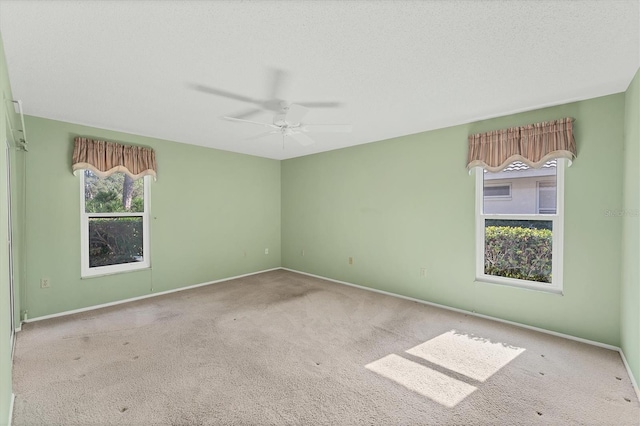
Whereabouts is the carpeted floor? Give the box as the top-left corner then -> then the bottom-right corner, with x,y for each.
12,270 -> 639,425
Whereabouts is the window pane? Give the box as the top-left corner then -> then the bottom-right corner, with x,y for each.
84,170 -> 144,213
484,219 -> 552,283
538,182 -> 556,214
483,160 -> 556,214
484,185 -> 511,198
89,217 -> 144,268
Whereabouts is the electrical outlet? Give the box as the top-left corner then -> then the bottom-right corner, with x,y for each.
348,257 -> 353,265
40,278 -> 50,288
301,249 -> 305,256
265,248 -> 269,255
420,268 -> 427,278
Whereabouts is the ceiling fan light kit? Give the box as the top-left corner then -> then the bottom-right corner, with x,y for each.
222,102 -> 352,147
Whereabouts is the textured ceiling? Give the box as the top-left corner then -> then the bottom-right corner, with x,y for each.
0,1 -> 638,160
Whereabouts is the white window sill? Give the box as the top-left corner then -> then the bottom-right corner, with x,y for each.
475,275 -> 563,295
81,266 -> 151,280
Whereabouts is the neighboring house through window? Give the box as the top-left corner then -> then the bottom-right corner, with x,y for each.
483,183 -> 512,199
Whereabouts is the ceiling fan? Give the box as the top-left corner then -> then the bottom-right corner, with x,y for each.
223,103 -> 352,146
190,68 -> 351,146
190,68 -> 344,120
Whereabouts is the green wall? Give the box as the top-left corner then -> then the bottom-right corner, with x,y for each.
0,29 -> 22,426
282,94 -> 625,346
22,116 -> 281,319
621,67 -> 640,388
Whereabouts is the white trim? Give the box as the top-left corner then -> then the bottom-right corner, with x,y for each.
86,212 -> 145,218
8,393 -> 14,426
619,348 -> 640,402
80,171 -> 88,274
281,267 -> 618,351
14,326 -> 20,332
23,268 -> 280,323
475,167 -> 484,280
80,267 -> 151,280
476,213 -> 558,221
553,158 -> 566,292
474,276 -> 563,295
82,258 -> 149,278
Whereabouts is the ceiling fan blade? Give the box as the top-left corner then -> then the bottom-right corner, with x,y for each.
296,101 -> 343,108
242,131 -> 278,141
301,124 -> 352,133
290,132 -> 316,146
231,108 -> 263,120
223,116 -> 278,128
267,68 -> 289,100
285,104 -> 309,125
191,83 -> 262,105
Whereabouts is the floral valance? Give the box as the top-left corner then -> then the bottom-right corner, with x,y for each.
467,118 -> 576,172
72,137 -> 157,180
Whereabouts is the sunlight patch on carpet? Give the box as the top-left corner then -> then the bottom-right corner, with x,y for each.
365,354 -> 477,407
406,330 -> 525,382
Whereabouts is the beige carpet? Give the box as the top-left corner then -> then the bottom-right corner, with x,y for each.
12,270 -> 639,425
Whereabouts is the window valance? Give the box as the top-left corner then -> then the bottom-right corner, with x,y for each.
467,118 -> 576,172
72,137 -> 157,180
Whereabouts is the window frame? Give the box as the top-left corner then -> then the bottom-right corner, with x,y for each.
475,158 -> 565,294
80,172 -> 151,278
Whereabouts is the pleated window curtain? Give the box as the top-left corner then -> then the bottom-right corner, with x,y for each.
71,137 -> 157,180
467,118 -> 576,172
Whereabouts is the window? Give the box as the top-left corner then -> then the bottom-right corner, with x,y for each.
80,170 -> 150,277
475,159 -> 565,293
483,184 -> 511,199
537,181 -> 556,214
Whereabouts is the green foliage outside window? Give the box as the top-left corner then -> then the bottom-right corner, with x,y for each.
485,226 -> 553,283
84,170 -> 144,213
85,190 -> 144,213
89,217 -> 143,267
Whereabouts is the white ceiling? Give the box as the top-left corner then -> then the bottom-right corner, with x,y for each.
0,1 -> 638,160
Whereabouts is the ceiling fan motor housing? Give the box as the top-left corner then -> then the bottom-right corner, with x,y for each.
273,113 -> 288,126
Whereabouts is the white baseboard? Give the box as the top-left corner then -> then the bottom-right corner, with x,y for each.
619,348 -> 640,401
19,265 -> 640,403
283,268 -> 640,401
281,268 -> 619,351
23,267 -> 281,324
8,393 -> 14,426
